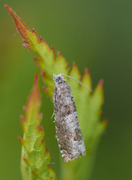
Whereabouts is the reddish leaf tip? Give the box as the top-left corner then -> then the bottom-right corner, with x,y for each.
84,68 -> 89,74
102,118 -> 109,127
39,36 -> 46,43
33,56 -> 37,60
34,73 -> 39,83
51,45 -> 55,60
39,35 -> 46,43
23,44 -> 28,48
41,139 -> 44,143
32,171 -> 36,175
23,106 -> 27,111
103,118 -> 109,124
73,62 -> 76,67
37,125 -> 43,131
23,157 -> 26,161
68,67 -> 71,71
5,5 -> 32,40
17,136 -> 22,142
40,36 -> 43,40
42,86 -> 46,90
57,51 -> 61,55
98,79 -> 104,86
22,39 -> 27,42
4,5 -> 10,10
32,28 -> 35,32
46,149 -> 49,153
99,110 -> 103,115
20,115 -> 24,120
39,113 -> 42,119
32,73 -> 39,88
50,177 -> 53,179
41,71 -> 45,76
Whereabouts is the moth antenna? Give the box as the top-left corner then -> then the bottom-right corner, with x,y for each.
62,74 -> 92,92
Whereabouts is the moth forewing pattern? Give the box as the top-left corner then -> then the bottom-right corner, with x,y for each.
53,74 -> 86,162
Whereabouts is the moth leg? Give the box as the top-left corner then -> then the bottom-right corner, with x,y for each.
51,111 -> 55,119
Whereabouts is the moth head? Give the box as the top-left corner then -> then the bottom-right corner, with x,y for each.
53,74 -> 65,84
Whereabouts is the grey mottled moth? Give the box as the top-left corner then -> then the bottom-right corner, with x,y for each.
53,74 -> 90,162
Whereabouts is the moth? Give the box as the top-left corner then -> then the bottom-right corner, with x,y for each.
53,74 -> 91,162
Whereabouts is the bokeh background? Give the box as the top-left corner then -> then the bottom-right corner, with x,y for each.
0,0 -> 132,180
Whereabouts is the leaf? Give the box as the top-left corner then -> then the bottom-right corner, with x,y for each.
5,5 -> 108,180
18,73 -> 55,180
5,5 -> 68,97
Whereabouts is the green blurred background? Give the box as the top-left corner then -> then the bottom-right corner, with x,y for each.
0,0 -> 132,180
